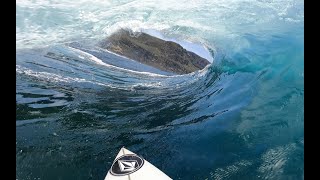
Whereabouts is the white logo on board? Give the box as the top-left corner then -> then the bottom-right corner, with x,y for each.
118,160 -> 138,172
110,154 -> 144,176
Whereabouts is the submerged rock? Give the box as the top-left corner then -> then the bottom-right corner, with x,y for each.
99,29 -> 211,74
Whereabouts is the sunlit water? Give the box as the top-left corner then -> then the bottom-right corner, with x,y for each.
16,0 -> 304,179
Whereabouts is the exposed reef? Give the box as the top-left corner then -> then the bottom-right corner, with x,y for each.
99,29 -> 211,74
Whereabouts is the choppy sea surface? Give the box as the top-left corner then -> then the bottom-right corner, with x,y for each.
16,0 -> 304,179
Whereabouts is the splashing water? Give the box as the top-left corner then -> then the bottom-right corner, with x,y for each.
16,0 -> 304,179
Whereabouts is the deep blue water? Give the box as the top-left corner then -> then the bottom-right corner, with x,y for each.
16,0 -> 304,179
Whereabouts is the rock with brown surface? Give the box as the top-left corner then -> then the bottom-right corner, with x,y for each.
99,29 -> 211,75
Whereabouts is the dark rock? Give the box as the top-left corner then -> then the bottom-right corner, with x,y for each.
99,29 -> 211,74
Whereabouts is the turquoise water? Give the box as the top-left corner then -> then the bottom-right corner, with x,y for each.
16,0 -> 304,179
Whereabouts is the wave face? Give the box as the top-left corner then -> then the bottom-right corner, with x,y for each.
16,0 -> 304,179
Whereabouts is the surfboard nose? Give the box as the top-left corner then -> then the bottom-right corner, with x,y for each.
105,147 -> 172,180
